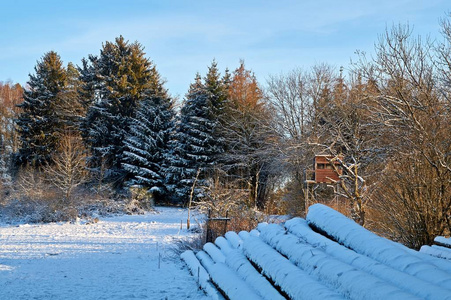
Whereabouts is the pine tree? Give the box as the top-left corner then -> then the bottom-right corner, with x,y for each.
16,51 -> 67,167
80,36 -> 167,188
122,95 -> 174,202
166,74 -> 221,203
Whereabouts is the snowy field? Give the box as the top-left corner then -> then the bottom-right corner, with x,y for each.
0,207 -> 208,300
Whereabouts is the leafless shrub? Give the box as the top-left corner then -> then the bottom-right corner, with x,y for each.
195,176 -> 268,233
169,234 -> 205,259
369,155 -> 451,249
1,164 -> 126,223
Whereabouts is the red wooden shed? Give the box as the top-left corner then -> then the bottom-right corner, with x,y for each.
313,155 -> 342,183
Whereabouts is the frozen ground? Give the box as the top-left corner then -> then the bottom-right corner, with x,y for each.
0,207 -> 209,300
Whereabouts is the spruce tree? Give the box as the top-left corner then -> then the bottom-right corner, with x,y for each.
16,51 -> 67,166
122,95 -> 174,202
166,74 -> 221,203
80,36 -> 167,188
204,61 -> 228,161
78,56 -> 98,110
204,60 -> 228,117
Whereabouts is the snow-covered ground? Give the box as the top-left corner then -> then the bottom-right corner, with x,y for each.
0,207 -> 208,300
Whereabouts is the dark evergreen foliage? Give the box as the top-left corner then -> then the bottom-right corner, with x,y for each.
122,95 -> 174,202
77,57 -> 98,110
204,60 -> 228,117
80,36 -> 168,188
16,51 -> 67,166
204,61 -> 228,159
166,74 -> 222,203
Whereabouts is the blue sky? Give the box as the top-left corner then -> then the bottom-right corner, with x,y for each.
0,0 -> 448,97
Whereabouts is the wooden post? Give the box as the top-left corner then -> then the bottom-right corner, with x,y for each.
305,180 -> 309,216
224,210 -> 229,235
206,209 -> 211,243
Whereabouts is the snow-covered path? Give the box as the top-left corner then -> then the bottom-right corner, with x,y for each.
0,207 -> 208,300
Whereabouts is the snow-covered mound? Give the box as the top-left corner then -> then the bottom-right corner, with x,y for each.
420,236 -> 451,260
0,207 -> 208,300
434,236 -> 451,248
182,204 -> 451,300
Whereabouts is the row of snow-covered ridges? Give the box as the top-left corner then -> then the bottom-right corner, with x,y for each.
420,236 -> 451,260
181,204 -> 451,300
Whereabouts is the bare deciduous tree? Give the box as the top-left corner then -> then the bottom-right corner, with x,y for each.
266,68 -> 312,140
310,72 -> 383,226
354,23 -> 451,246
45,134 -> 89,202
265,65 -> 335,216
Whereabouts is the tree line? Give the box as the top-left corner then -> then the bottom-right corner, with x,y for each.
1,36 -> 273,209
1,15 -> 451,248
